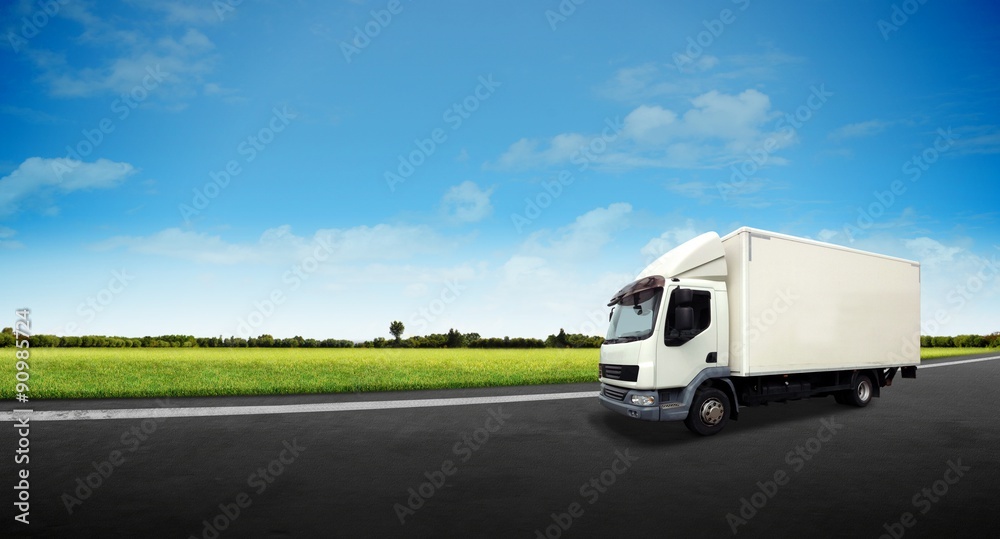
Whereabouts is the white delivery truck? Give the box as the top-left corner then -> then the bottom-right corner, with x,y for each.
598,227 -> 920,435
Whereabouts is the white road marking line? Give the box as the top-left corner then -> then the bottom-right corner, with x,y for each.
918,355 -> 1000,369
0,391 -> 599,422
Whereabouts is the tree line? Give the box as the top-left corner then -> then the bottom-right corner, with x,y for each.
920,333 -> 1000,348
0,327 -> 605,349
5,325 -> 993,350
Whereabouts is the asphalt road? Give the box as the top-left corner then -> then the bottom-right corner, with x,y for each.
3,356 -> 999,538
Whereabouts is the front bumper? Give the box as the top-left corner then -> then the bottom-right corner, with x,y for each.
598,384 -> 690,422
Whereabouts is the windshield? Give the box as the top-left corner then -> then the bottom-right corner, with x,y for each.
605,287 -> 663,344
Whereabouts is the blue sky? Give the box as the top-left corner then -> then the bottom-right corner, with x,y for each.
1,0 -> 998,340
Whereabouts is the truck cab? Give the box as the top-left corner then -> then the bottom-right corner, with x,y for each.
598,232 -> 734,427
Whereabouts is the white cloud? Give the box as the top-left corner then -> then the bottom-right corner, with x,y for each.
682,89 -> 772,142
672,54 -> 720,73
494,89 -> 790,171
597,63 -> 698,102
0,157 -> 136,215
712,51 -> 805,81
665,176 -> 777,207
520,203 -> 633,260
951,125 -> 1000,156
475,204 -> 637,335
640,220 -> 702,260
499,49 -> 806,171
0,105 -> 61,123
442,181 -> 494,222
621,90 -> 773,146
904,237 -> 963,267
131,1 -> 224,24
95,228 -> 260,264
599,52 -> 803,103
403,282 -> 429,298
817,229 -> 839,242
695,55 -> 719,71
501,255 -> 550,284
316,224 -> 452,261
0,226 -> 24,249
665,179 -> 714,201
828,120 -> 890,141
27,2 -> 219,101
492,133 -> 589,169
93,224 -> 455,265
904,239 -> 1000,335
622,105 -> 678,141
203,82 -> 248,105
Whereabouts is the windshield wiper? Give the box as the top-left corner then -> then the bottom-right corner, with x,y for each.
606,335 -> 641,344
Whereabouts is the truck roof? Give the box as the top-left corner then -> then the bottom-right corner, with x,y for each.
723,227 -> 920,267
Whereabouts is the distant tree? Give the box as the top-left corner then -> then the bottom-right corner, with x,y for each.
920,335 -> 933,347
258,334 -> 275,347
546,329 -> 569,348
389,321 -> 405,343
565,333 -> 604,348
32,334 -> 59,347
0,327 -> 15,347
276,337 -> 301,348
932,336 -> 953,348
321,338 -> 354,348
446,329 -> 464,348
954,334 -> 987,348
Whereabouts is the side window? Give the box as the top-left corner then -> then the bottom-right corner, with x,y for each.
664,288 -> 712,347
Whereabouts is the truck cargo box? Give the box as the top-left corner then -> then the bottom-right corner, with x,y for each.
721,227 -> 920,376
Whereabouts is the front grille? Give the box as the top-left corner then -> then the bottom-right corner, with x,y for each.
602,385 -> 628,401
600,364 -> 639,382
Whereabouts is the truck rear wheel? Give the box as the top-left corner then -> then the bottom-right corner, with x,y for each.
841,373 -> 873,407
684,388 -> 730,436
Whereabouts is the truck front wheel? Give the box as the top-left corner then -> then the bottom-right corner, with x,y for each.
684,388 -> 730,436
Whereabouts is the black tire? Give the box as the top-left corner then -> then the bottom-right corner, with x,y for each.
684,388 -> 730,436
844,373 -> 873,408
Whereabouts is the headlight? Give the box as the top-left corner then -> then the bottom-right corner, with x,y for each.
630,394 -> 655,406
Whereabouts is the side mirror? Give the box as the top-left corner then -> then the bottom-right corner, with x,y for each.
675,306 -> 694,331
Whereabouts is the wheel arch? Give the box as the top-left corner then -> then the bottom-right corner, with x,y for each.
699,378 -> 740,420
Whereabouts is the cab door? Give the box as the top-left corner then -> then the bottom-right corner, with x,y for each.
654,286 -> 719,390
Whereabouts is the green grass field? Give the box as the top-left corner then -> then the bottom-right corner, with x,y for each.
3,347 -> 600,399
4,347 -> 995,399
918,347 -> 996,360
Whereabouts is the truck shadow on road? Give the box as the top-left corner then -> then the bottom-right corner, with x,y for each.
588,396 -> 873,446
